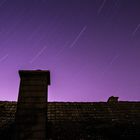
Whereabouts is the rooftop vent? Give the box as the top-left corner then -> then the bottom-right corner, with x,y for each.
107,96 -> 119,103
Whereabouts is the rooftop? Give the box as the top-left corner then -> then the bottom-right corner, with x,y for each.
0,101 -> 140,139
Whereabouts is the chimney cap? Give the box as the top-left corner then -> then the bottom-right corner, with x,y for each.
19,70 -> 51,85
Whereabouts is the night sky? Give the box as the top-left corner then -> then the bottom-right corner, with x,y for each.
0,0 -> 140,102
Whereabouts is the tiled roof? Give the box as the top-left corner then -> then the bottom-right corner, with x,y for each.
1,101 -> 140,122
47,102 -> 140,122
0,102 -> 16,130
0,101 -> 140,139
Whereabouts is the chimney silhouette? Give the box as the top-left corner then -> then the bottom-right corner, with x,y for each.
15,70 -> 50,140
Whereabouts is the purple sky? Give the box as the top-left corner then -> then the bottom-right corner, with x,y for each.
0,0 -> 140,102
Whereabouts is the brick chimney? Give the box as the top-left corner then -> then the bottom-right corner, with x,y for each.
15,70 -> 50,140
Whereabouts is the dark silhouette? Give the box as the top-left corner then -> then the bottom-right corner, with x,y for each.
107,96 -> 119,103
0,70 -> 140,140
